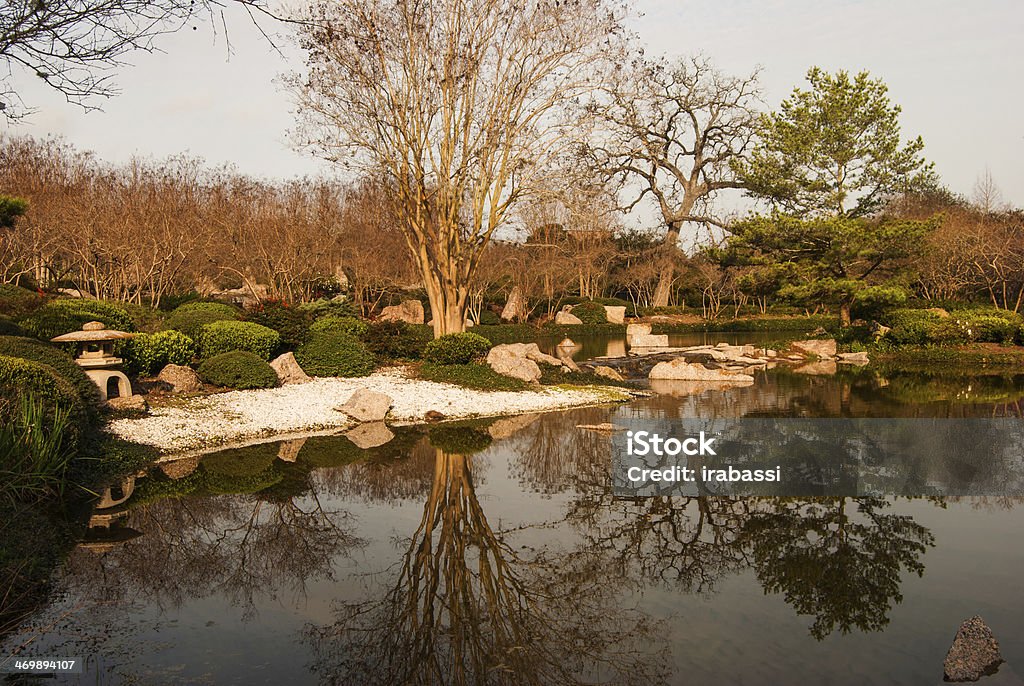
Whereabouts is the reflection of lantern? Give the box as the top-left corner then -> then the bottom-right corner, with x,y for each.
51,321 -> 136,401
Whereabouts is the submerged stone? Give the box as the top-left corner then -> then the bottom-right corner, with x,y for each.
944,616 -> 1003,682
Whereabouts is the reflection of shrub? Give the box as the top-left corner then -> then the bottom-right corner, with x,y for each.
165,302 -> 240,339
361,321 -> 431,360
123,330 -> 196,375
428,426 -> 493,454
423,332 -> 492,365
198,320 -> 280,359
202,465 -> 283,495
197,351 -> 278,389
245,301 -> 310,352
310,315 -> 368,338
569,301 -> 608,324
201,443 -> 279,477
295,331 -> 375,377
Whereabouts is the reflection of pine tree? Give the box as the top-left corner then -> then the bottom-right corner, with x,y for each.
741,497 -> 934,640
308,448 -> 665,686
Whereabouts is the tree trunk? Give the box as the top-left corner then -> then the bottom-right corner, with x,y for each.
423,269 -> 468,337
839,301 -> 852,327
652,221 -> 683,308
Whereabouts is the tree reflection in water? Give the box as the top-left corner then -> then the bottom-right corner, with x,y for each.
307,444 -> 668,686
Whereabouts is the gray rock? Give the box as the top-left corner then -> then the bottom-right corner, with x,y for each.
629,333 -> 670,348
156,364 -> 202,393
836,351 -> 870,365
379,299 -> 424,324
107,394 -> 148,412
626,322 -> 652,337
345,422 -> 395,449
944,616 -> 1003,682
649,358 -> 754,382
486,344 -> 543,383
604,305 -> 626,324
270,352 -> 311,385
791,338 -> 838,358
337,388 -> 393,422
554,310 -> 583,325
500,286 -> 527,322
593,365 -> 625,382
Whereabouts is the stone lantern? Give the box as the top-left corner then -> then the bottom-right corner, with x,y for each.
51,321 -> 136,401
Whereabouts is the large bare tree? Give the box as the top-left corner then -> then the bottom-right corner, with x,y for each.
588,55 -> 760,307
291,0 -> 625,336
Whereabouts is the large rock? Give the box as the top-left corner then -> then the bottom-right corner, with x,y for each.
345,422 -> 395,449
485,342 -> 563,383
791,338 -> 838,358
626,322 -> 652,337
593,365 -> 625,382
836,351 -> 870,365
554,310 -> 582,325
649,358 -> 754,383
379,299 -> 424,324
629,334 -> 670,348
944,616 -> 1003,682
270,352 -> 311,385
604,305 -> 626,324
107,394 -> 149,412
500,286 -> 527,322
156,364 -> 202,393
337,388 -> 393,422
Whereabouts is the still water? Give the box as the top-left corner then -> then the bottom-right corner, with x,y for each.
5,337 -> 1024,685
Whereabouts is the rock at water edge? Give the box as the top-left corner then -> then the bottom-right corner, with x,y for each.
554,310 -> 582,325
270,352 -> 311,385
791,339 -> 838,358
629,334 -> 670,348
337,388 -> 393,422
593,365 -> 625,382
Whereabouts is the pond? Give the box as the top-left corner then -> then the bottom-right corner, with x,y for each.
535,330 -> 788,361
5,362 -> 1024,684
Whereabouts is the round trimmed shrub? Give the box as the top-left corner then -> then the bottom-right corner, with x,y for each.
0,336 -> 102,413
0,284 -> 43,318
122,330 -> 197,376
310,315 -> 368,338
296,331 -> 375,377
361,321 -> 431,360
298,298 -> 358,320
198,320 -> 280,360
569,301 -> 608,324
19,299 -> 135,340
882,309 -> 942,345
245,300 -> 310,352
423,332 -> 492,365
165,301 -> 241,339
0,316 -> 24,336
0,354 -> 87,450
197,351 -> 278,389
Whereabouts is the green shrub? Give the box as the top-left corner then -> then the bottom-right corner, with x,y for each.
851,286 -> 908,320
475,309 -> 501,326
198,320 -> 280,360
473,324 -> 540,345
0,284 -> 43,318
361,321 -> 431,360
423,332 -> 492,365
196,351 -> 278,389
18,299 -> 135,340
164,301 -> 241,339
0,336 -> 102,414
310,315 -> 368,338
942,313 -> 1018,345
295,331 -> 376,377
122,330 -> 197,376
0,317 -> 23,336
428,426 -> 493,454
882,308 -> 1021,346
569,301 -> 608,324
0,355 -> 86,450
298,298 -> 358,320
418,362 -> 531,391
881,309 -> 942,345
245,300 -> 310,352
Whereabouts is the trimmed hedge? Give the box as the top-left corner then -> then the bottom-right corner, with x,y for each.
122,330 -> 197,376
310,315 -> 368,338
361,321 -> 431,360
0,284 -> 43,318
18,299 -> 135,340
295,331 -> 375,377
423,332 -> 492,365
569,301 -> 609,324
0,316 -> 23,336
245,301 -> 310,352
297,298 -> 358,320
882,308 -> 1021,346
197,351 -> 278,389
0,355 -> 87,450
165,301 -> 241,339
198,320 -> 280,360
0,336 -> 102,414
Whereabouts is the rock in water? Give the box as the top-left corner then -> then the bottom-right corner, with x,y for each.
836,351 -> 870,365
270,352 -> 311,385
944,616 -> 1003,682
649,358 -> 754,382
337,388 -> 393,422
791,338 -> 838,358
156,364 -> 202,393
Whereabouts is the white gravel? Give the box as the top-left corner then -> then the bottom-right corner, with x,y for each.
109,367 -> 627,454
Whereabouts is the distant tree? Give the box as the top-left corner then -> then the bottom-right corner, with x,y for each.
0,195 -> 26,229
589,55 -> 761,307
739,68 -> 936,218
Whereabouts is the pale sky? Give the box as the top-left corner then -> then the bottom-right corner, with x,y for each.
3,0 -> 1022,211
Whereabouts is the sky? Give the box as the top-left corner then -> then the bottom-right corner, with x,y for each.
3,0 -> 1022,212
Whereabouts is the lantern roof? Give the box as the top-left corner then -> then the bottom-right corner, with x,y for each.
50,321 -> 136,343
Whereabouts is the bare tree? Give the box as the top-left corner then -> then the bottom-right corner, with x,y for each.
588,55 -> 760,307
972,168 -> 1006,214
290,0 -> 626,336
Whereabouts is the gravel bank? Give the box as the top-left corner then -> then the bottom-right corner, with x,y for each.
109,367 -> 628,454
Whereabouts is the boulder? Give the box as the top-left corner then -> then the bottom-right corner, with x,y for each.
766,349 -> 778,358
836,351 -> 870,365
270,352 -> 311,385
791,339 -> 838,358
944,616 -> 1003,682
379,299 -> 425,324
337,388 -> 393,422
276,438 -> 307,463
500,286 -> 527,322
156,364 -> 202,393
626,322 -> 652,338
604,306 -> 627,324
629,334 -> 670,348
554,310 -> 583,325
485,343 -> 553,383
107,394 -> 148,412
345,422 -> 395,449
593,365 -> 625,382
649,358 -> 754,383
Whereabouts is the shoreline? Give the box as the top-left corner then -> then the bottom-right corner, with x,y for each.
108,367 -> 631,457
